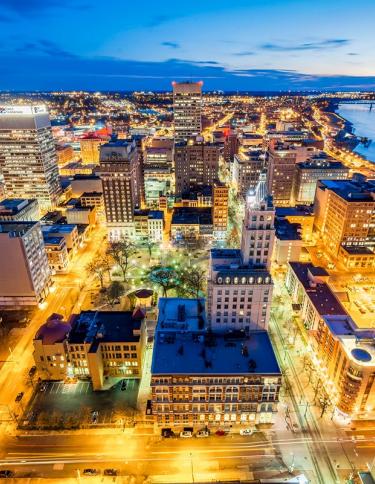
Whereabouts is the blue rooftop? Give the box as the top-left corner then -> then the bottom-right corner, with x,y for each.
41,224 -> 77,234
152,330 -> 280,376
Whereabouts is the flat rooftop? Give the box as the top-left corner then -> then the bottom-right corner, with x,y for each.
275,219 -> 302,241
172,207 -> 212,225
41,224 -> 77,234
152,330 -> 281,376
275,206 -> 314,218
0,198 -> 37,215
319,178 -> 375,202
0,221 -> 37,235
157,298 -> 206,332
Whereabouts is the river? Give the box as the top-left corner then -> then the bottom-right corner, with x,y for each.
337,103 -> 375,162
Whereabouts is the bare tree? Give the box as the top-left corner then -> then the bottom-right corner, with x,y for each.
107,239 -> 137,281
181,266 -> 206,298
105,281 -> 125,306
86,256 -> 111,289
148,266 -> 178,297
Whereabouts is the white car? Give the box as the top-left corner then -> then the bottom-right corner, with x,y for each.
180,431 -> 193,438
196,430 -> 209,438
240,428 -> 253,436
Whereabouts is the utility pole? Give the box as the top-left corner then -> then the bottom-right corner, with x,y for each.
190,452 -> 195,483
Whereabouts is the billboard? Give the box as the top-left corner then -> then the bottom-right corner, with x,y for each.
0,105 -> 48,115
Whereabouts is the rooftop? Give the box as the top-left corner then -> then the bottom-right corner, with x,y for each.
0,198 -> 37,215
157,298 -> 206,332
318,176 -> 375,202
0,221 -> 37,236
275,219 -> 302,241
152,330 -> 281,376
41,224 -> 77,234
172,207 -> 212,225
35,314 -> 71,345
275,206 -> 314,218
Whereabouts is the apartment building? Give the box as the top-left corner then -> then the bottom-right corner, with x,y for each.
0,198 -> 39,222
151,298 -> 281,428
232,150 -> 265,199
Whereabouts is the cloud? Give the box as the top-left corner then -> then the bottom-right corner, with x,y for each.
233,51 -> 255,57
161,41 -> 180,49
16,39 -> 77,58
261,39 -> 350,52
347,52 -> 359,56
0,51 -> 374,92
1,0 -> 87,14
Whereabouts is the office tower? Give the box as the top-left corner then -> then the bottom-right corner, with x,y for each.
0,105 -> 61,211
143,140 -> 174,205
212,181 -> 229,238
174,138 -> 220,195
0,221 -> 51,308
293,155 -> 349,204
96,140 -> 141,240
232,149 -> 265,199
151,298 -> 281,428
266,141 -> 297,206
314,175 -> 375,269
172,81 -> 202,141
223,130 -> 239,163
207,175 -> 275,330
80,132 -> 110,165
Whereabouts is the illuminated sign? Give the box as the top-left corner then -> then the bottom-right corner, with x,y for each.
0,105 -> 48,115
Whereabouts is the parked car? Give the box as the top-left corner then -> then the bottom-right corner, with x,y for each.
215,429 -> 227,436
83,469 -> 99,476
196,430 -> 209,438
239,428 -> 253,436
15,392 -> 24,402
91,411 -> 99,423
104,469 -> 117,476
39,383 -> 47,392
180,430 -> 193,438
28,366 -> 37,378
0,470 -> 14,478
161,428 -> 175,438
121,380 -> 127,391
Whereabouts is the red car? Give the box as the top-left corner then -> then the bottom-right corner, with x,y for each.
215,429 -> 226,436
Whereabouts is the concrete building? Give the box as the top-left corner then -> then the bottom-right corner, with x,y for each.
172,81 -> 202,141
207,175 -> 275,331
80,133 -> 110,165
66,205 -> 97,228
294,157 -> 349,204
0,221 -> 51,308
212,181 -> 229,239
314,175 -> 375,268
43,235 -> 69,273
171,207 -> 213,246
266,141 -> 297,206
56,144 -> 75,167
273,218 -> 303,265
0,105 -> 61,211
151,297 -> 281,428
41,224 -> 79,255
70,174 -> 103,197
96,140 -> 142,240
275,206 -> 314,242
33,314 -> 71,380
174,138 -> 221,196
143,143 -> 174,205
33,309 -> 147,390
232,150 -> 265,199
0,198 -> 39,222
134,209 -> 164,243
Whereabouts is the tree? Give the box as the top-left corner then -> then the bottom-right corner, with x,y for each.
226,226 -> 240,248
141,237 -> 157,260
86,256 -> 110,289
181,266 -> 206,298
107,239 -> 137,281
148,266 -> 178,297
105,281 -> 124,307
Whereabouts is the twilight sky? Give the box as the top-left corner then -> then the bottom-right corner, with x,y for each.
1,0 -> 375,91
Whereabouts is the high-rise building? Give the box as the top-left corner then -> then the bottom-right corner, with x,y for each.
174,138 -> 220,195
0,221 -> 51,308
0,198 -> 39,222
0,105 -> 61,211
293,156 -> 349,204
314,175 -> 375,268
172,81 -> 202,141
143,142 -> 174,205
212,181 -> 229,238
223,130 -> 239,163
80,132 -> 111,165
207,175 -> 275,330
232,149 -> 265,199
266,141 -> 297,206
96,140 -> 141,240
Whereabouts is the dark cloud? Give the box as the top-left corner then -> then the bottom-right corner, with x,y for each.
347,52 -> 359,56
261,39 -> 350,51
1,0 -> 87,14
161,41 -> 180,49
0,52 -> 374,92
16,39 -> 78,58
233,51 -> 255,56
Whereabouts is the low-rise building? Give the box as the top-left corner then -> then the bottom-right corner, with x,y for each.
33,309 -> 147,390
0,198 -> 39,222
151,298 -> 281,428
134,209 -> 164,243
70,174 -> 103,198
43,235 -> 69,273
66,205 -> 97,228
171,207 -> 213,246
275,206 -> 314,242
273,219 -> 303,265
41,223 -> 79,255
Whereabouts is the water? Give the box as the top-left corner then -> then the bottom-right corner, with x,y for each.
337,103 -> 375,162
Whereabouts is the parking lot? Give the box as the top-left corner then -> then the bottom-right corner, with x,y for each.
23,379 -> 139,429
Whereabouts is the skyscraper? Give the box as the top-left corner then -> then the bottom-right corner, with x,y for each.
0,105 -> 61,211
96,140 -> 141,240
172,81 -> 202,141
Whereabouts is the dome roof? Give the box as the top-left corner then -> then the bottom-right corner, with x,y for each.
35,313 -> 71,345
134,289 -> 154,299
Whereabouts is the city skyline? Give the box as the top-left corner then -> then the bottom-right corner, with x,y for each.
1,0 -> 375,91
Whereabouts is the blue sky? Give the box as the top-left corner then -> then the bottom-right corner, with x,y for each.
0,0 -> 374,91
